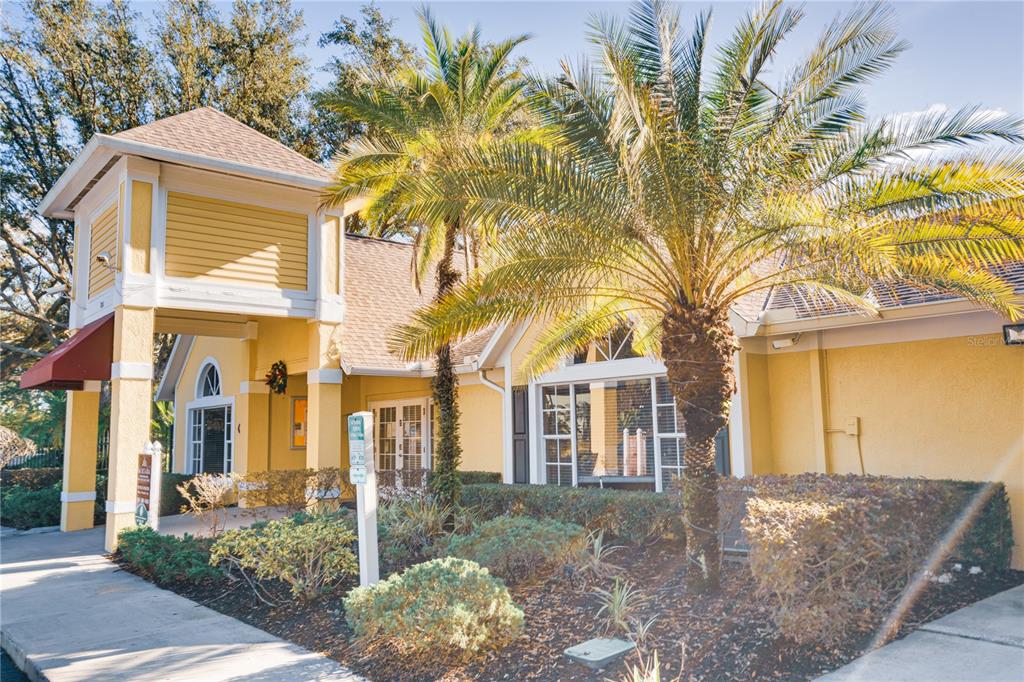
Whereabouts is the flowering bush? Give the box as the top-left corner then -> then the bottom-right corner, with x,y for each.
444,516 -> 587,584
743,474 -> 1012,645
344,557 -> 523,659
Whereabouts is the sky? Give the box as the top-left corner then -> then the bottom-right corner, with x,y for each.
5,0 -> 1023,121
298,0 -> 1024,121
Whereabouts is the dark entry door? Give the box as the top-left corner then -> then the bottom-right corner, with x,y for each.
201,407 -> 227,474
512,386 -> 530,484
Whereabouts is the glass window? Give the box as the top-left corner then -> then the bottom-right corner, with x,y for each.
572,326 -> 641,364
541,385 -> 573,486
291,397 -> 307,448
199,364 -> 220,397
655,377 -> 685,489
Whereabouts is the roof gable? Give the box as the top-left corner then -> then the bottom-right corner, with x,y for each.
115,107 -> 330,182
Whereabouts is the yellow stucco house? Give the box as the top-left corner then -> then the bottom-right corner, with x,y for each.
24,108 -> 1024,566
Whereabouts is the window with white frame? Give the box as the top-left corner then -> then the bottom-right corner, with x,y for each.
541,384 -> 573,486
540,376 -> 681,487
199,363 -> 221,397
572,326 -> 641,364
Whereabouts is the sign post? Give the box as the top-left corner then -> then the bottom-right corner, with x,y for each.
136,442 -> 162,531
348,411 -> 379,586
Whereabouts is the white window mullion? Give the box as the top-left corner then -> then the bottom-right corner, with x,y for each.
569,384 -> 579,488
651,377 -> 663,492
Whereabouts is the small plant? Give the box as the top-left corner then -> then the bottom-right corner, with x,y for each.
629,616 -> 659,651
209,513 -> 357,601
344,557 -> 523,660
117,526 -> 219,584
595,577 -> 646,636
578,529 -> 623,579
620,649 -> 661,682
177,473 -> 234,536
445,515 -> 587,584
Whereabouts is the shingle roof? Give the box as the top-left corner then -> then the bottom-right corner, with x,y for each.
115,107 -> 331,182
748,261 -> 1024,321
340,234 -> 495,371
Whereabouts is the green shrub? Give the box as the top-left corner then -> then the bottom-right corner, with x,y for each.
344,557 -> 523,659
429,470 -> 502,487
210,513 -> 358,600
0,483 -> 61,529
161,473 -> 195,517
743,474 -> 1014,645
377,497 -> 450,568
117,526 -> 220,584
445,516 -> 586,584
1,467 -> 63,490
461,484 -> 684,543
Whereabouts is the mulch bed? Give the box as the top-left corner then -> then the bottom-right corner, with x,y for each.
114,542 -> 1023,681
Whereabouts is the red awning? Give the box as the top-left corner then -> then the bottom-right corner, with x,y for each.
19,314 -> 114,390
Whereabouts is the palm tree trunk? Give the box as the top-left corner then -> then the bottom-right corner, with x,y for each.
430,220 -> 463,509
662,306 -> 738,593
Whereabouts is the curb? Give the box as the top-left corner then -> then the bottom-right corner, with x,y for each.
0,526 -> 60,538
1,629 -> 47,682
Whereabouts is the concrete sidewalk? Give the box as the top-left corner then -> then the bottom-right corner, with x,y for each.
820,584 -> 1024,681
0,522 -> 362,681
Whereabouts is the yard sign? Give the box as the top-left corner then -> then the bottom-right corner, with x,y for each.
135,442 -> 162,531
348,411 -> 379,586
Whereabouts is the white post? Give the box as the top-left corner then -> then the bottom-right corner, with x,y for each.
150,442 -> 162,532
348,411 -> 379,587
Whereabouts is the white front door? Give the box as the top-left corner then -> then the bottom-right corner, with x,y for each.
371,398 -> 430,473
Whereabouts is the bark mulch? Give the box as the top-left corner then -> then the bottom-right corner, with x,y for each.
115,541 -> 1024,681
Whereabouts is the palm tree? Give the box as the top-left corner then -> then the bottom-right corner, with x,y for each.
321,9 -> 532,509
389,0 -> 1024,591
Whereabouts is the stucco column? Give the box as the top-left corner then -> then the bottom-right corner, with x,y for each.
235,338 -> 270,476
306,322 -> 342,470
61,383 -> 101,531
105,305 -> 154,552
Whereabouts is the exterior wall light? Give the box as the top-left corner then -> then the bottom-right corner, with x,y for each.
1003,323 -> 1024,346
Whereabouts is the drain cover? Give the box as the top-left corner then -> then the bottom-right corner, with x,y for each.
564,637 -> 635,669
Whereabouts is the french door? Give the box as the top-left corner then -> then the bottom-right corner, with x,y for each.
371,398 -> 430,474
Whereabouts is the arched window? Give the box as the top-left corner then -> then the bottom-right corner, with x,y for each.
199,363 -> 221,398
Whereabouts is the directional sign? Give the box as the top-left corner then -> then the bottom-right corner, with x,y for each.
347,411 -> 379,586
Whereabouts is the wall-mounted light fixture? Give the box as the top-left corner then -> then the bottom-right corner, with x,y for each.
771,333 -> 802,350
1003,323 -> 1024,346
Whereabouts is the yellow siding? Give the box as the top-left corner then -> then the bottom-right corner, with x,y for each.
88,202 -> 119,297
164,192 -> 308,290
129,181 -> 152,273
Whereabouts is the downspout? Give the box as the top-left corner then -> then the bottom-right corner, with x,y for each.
478,368 -> 504,397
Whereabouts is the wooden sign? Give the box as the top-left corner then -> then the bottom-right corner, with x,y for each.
136,452 -> 153,526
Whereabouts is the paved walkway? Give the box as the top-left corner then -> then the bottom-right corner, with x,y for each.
820,584 -> 1024,681
1,515 -> 361,681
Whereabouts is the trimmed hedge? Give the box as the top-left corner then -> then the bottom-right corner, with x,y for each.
743,474 -> 1013,645
445,515 -> 587,584
461,483 -> 684,543
118,526 -> 220,584
1,483 -> 61,529
427,469 -> 502,488
1,467 -> 63,490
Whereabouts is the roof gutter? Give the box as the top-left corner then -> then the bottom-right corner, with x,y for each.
478,368 -> 505,398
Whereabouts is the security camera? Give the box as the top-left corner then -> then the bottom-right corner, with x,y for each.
95,252 -> 111,265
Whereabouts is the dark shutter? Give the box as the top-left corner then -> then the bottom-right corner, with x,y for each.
512,386 -> 530,484
714,426 -> 731,476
